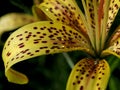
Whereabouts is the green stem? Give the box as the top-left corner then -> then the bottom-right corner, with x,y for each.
10,0 -> 32,14
62,53 -> 74,69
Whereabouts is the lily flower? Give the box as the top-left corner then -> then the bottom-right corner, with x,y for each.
2,0 -> 120,90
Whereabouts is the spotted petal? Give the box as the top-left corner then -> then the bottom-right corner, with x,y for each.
93,0 -> 120,51
81,0 -> 100,51
66,58 -> 110,90
36,0 -> 87,36
106,0 -> 120,32
102,26 -> 120,58
32,5 -> 49,20
2,21 -> 93,84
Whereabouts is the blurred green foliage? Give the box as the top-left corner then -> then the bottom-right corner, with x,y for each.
0,0 -> 120,90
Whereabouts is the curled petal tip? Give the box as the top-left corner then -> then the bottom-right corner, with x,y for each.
6,68 -> 28,84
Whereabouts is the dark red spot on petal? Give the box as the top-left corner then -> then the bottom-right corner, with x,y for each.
77,80 -> 80,84
73,82 -> 76,85
7,52 -> 11,56
46,50 -> 50,53
80,86 -> 83,90
33,27 -> 38,29
92,76 -> 95,79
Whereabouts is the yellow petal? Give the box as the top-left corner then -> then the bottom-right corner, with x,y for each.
38,0 -> 87,36
101,26 -> 120,58
108,26 -> 120,45
66,58 -> 110,90
6,68 -> 28,84
106,0 -> 120,32
0,13 -> 36,33
82,0 -> 100,51
32,5 -> 49,20
2,21 -> 92,84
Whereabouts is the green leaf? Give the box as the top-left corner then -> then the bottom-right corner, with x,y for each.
109,75 -> 120,90
2,21 -> 92,84
107,55 -> 120,73
66,58 -> 110,90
